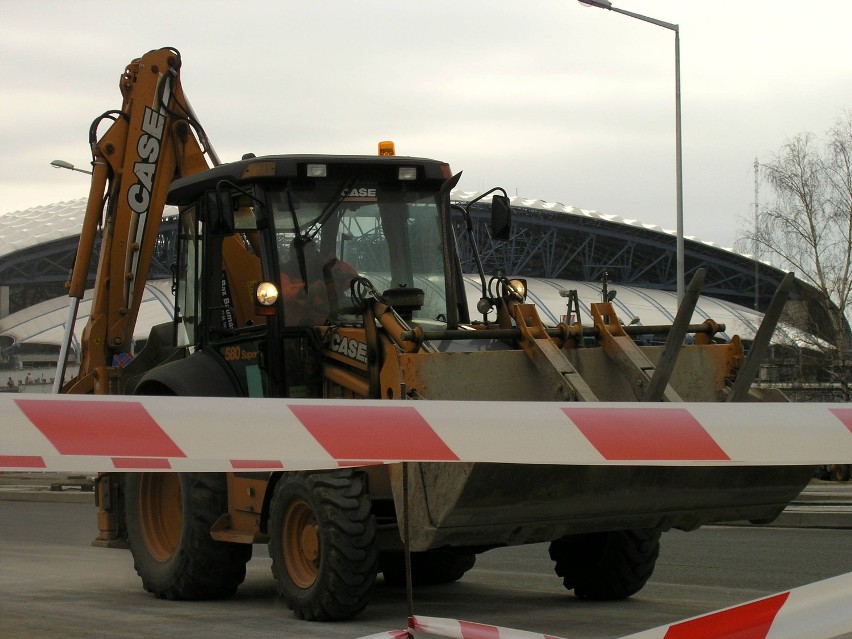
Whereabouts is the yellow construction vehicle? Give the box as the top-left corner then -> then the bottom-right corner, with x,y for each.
56,47 -> 813,621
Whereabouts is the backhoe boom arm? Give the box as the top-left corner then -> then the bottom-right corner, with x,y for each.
55,47 -> 213,394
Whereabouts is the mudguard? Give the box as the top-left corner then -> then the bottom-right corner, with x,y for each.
134,348 -> 240,397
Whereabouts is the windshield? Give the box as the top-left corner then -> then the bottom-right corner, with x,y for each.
269,180 -> 448,327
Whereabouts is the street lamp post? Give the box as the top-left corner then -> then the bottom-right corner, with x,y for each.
50,159 -> 92,175
578,0 -> 684,306
49,158 -> 93,394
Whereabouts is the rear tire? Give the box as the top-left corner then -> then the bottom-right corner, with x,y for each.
380,550 -> 476,587
548,529 -> 660,600
125,472 -> 251,600
268,470 -> 378,620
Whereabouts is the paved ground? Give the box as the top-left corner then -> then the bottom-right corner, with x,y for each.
2,499 -> 851,639
1,473 -> 850,637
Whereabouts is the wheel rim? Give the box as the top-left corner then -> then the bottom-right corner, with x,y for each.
137,473 -> 182,562
282,499 -> 320,589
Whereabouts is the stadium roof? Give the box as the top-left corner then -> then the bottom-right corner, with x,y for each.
0,279 -> 175,353
0,194 -> 751,261
0,197 -> 175,262
0,276 -> 818,355
452,191 -> 746,256
0,192 -> 838,344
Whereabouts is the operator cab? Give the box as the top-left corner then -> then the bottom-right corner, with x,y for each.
165,154 -> 463,398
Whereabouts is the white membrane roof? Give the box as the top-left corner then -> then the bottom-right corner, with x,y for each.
2,193 -> 757,260
0,277 -> 812,351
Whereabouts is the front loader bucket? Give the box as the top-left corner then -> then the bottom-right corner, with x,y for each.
387,309 -> 813,552
390,462 -> 813,551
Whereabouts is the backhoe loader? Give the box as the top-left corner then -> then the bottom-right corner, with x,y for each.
56,47 -> 813,621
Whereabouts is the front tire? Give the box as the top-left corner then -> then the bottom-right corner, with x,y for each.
125,472 -> 251,600
548,529 -> 660,600
268,470 -> 378,620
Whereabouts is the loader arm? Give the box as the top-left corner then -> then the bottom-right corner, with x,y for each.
56,47 -> 214,394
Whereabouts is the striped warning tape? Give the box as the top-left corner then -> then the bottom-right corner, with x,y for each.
410,616 -> 563,638
619,570 -> 852,639
353,572 -> 852,638
355,616 -> 565,639
1,394 -> 852,472
4,391 -> 849,638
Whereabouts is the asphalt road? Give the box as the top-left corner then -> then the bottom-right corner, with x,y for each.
1,500 -> 851,638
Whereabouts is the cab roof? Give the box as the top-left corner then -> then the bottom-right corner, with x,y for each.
168,154 -> 451,205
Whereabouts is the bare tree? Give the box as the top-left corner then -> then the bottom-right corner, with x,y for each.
742,111 -> 852,400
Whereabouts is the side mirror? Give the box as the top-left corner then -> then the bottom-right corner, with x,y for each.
491,194 -> 512,241
204,189 -> 236,235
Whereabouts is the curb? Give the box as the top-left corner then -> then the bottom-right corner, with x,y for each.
0,489 -> 93,504
0,473 -> 95,504
768,507 -> 852,529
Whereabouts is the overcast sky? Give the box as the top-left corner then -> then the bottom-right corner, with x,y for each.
2,0 -> 851,250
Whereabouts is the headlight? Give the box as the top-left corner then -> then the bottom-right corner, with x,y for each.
255,281 -> 280,306
507,278 -> 527,302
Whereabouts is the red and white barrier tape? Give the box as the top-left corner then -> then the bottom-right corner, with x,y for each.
354,572 -> 852,639
355,616 -> 566,639
410,616 -> 565,638
620,570 -> 852,639
2,394 -> 852,472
